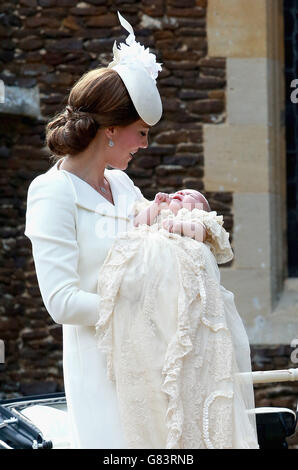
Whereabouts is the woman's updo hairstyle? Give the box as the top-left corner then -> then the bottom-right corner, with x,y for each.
46,67 -> 140,159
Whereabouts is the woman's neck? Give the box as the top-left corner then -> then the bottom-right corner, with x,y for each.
60,153 -> 107,189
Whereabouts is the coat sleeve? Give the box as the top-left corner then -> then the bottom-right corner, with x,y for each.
24,174 -> 100,326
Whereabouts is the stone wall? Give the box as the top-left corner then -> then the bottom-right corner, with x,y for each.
0,0 -> 231,398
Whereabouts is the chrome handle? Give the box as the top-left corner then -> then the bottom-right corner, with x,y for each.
0,417 -> 18,429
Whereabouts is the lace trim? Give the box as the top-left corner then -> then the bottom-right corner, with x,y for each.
160,238 -> 234,448
133,204 -> 234,265
160,237 -> 205,448
171,208 -> 234,265
95,225 -> 247,448
203,391 -> 234,449
96,239 -> 141,383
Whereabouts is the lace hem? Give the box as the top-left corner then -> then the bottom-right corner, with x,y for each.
95,237 -> 141,384
131,200 -> 233,265
159,234 -> 233,448
202,391 -> 234,448
95,225 -> 254,448
171,208 -> 234,265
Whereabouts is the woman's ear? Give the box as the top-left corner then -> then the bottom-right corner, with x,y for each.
104,126 -> 117,141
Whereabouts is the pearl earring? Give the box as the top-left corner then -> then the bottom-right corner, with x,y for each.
108,139 -> 114,147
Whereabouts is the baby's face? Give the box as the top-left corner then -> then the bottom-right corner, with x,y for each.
168,190 -> 206,215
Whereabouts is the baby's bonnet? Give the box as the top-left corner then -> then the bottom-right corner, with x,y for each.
131,200 -> 233,265
157,207 -> 233,265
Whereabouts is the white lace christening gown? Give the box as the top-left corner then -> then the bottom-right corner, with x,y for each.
95,203 -> 260,449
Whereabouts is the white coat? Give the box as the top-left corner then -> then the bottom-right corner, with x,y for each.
24,157 -> 145,448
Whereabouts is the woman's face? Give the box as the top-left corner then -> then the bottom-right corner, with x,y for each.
106,119 -> 150,170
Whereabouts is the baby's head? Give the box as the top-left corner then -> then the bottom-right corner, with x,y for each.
168,190 -> 210,215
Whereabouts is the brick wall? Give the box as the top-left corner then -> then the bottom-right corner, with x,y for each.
0,0 -> 232,398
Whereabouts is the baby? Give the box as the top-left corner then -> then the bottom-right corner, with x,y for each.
133,189 -> 211,242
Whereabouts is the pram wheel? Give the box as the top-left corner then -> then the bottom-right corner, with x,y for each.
255,406 -> 297,449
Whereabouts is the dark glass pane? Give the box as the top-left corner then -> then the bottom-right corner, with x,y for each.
285,116 -> 296,150
284,0 -> 298,276
286,152 -> 296,179
287,182 -> 297,209
285,38 -> 294,68
284,10 -> 294,39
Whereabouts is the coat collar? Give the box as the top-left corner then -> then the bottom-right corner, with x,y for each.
48,159 -> 134,221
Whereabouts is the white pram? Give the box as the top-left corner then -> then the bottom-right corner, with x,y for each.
0,369 -> 297,449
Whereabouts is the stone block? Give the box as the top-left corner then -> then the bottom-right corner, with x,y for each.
69,5 -> 106,16
19,36 -> 44,51
84,13 -> 119,28
221,267 -> 298,345
164,154 -> 203,167
232,192 -> 271,270
188,99 -> 224,114
204,124 -> 270,193
0,85 -> 41,119
207,0 -> 267,58
208,0 -> 284,61
219,267 -> 272,337
167,6 -> 205,18
227,58 -> 269,125
157,175 -> 184,186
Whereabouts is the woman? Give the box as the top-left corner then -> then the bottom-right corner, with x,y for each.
24,12 -> 165,448
25,11 -> 258,449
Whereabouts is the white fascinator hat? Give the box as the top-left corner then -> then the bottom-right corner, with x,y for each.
108,11 -> 163,126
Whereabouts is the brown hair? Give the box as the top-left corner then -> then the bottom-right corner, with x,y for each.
46,67 -> 140,160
